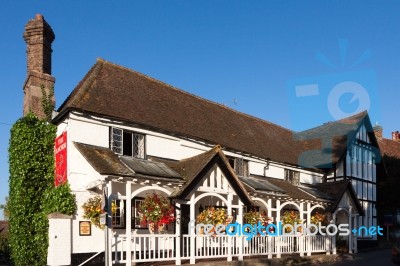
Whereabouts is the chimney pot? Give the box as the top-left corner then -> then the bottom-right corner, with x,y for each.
373,125 -> 383,140
392,131 -> 400,141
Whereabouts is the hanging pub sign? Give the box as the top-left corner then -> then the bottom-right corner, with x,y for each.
55,132 -> 67,186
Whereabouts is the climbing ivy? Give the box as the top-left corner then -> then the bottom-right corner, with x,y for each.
42,183 -> 77,216
40,84 -> 54,122
8,113 -> 77,266
8,113 -> 56,265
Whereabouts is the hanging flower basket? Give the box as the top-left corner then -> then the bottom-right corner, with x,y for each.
82,196 -> 105,229
281,210 -> 303,233
81,196 -> 118,229
243,209 -> 271,225
138,193 -> 175,233
196,207 -> 228,235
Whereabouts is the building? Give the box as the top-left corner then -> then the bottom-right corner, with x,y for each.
22,15 -> 382,265
374,126 -> 400,226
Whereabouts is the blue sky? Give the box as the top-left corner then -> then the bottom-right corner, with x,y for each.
1,1 -> 400,219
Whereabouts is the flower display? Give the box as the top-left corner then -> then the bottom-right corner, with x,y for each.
196,207 -> 227,227
310,211 -> 326,225
281,210 -> 303,233
82,196 -> 105,229
310,211 -> 327,233
138,193 -> 175,227
82,196 -> 119,229
243,209 -> 270,225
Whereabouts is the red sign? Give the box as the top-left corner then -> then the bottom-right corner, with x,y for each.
55,132 -> 67,186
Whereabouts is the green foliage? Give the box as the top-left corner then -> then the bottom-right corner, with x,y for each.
40,85 -> 54,122
8,113 -> 56,265
0,197 -> 9,220
7,113 -> 75,265
42,183 -> 77,216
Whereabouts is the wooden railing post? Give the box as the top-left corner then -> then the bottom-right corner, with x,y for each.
276,236 -> 281,258
325,235 -> 331,255
189,195 -> 196,264
299,235 -> 304,257
332,235 -> 337,255
175,203 -> 181,265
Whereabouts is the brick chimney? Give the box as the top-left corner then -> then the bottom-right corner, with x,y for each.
373,125 -> 383,140
23,14 -> 55,119
392,131 -> 400,141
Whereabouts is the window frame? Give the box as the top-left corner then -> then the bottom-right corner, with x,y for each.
110,127 -> 146,159
111,199 -> 126,229
284,169 -> 300,186
133,197 -> 148,229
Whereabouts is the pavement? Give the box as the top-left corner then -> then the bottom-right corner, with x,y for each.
135,252 -> 355,266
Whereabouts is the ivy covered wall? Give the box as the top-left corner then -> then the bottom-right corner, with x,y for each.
8,113 -> 76,265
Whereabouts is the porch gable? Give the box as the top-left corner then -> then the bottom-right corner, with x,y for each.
169,146 -> 253,207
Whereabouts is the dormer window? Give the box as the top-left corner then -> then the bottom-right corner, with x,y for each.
228,157 -> 249,177
285,169 -> 300,186
110,127 -> 145,158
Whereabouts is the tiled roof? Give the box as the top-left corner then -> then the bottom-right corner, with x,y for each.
56,59 -> 305,167
74,142 -> 134,177
74,142 -> 182,181
295,111 -> 371,168
378,138 -> 400,159
309,180 -> 364,215
265,178 -> 322,202
56,59 -> 372,170
377,138 -> 400,179
238,176 -> 286,194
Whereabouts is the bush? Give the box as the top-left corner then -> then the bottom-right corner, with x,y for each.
42,183 -> 77,216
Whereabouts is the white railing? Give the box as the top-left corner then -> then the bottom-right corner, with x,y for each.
113,233 -> 334,264
113,233 -> 176,264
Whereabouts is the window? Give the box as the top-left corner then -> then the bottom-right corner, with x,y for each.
133,197 -> 147,229
284,169 -> 300,186
110,127 -> 145,158
228,157 -> 249,176
111,199 -> 125,228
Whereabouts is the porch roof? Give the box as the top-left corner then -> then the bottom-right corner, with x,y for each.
307,180 -> 364,215
238,175 -> 286,194
167,145 -> 253,206
264,177 -> 330,202
74,142 -> 182,181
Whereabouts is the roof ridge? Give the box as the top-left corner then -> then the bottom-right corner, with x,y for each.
298,110 -> 368,134
97,58 -> 293,133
